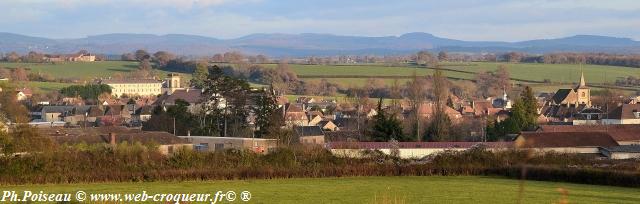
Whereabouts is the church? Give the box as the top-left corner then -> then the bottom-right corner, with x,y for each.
542,72 -> 594,122
551,72 -> 591,107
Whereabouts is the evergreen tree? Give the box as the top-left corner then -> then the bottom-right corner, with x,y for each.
371,98 -> 406,141
253,88 -> 278,138
521,86 -> 538,130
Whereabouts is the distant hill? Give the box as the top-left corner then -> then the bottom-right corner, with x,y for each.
0,32 -> 639,57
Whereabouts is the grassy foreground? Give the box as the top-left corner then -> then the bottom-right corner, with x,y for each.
2,176 -> 638,203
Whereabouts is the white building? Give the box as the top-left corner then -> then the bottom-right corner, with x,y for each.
101,79 -> 162,97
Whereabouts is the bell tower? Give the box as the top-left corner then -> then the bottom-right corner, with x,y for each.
163,74 -> 182,95
575,71 -> 591,107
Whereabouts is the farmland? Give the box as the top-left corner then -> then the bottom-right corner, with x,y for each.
2,61 -> 639,93
3,176 -> 639,203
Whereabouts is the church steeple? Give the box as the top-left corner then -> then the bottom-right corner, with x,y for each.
576,68 -> 587,89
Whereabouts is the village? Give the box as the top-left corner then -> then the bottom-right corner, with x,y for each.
7,69 -> 639,161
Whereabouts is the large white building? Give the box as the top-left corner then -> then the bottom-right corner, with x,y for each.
101,79 -> 162,97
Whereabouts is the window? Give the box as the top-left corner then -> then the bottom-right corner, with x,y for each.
196,143 -> 209,151
167,146 -> 174,154
214,143 -> 224,151
582,92 -> 586,97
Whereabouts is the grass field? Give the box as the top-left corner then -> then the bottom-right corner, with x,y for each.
2,61 -> 639,93
0,61 -> 139,79
262,62 -> 640,85
2,176 -> 638,203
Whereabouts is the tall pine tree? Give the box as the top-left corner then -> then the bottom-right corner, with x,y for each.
371,98 -> 406,141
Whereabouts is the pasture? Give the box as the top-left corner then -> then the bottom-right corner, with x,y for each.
2,61 -> 639,94
3,176 -> 639,203
268,62 -> 639,86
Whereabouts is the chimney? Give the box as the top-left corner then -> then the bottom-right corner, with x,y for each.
109,132 -> 117,145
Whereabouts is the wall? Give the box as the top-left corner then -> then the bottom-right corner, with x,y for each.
332,148 -> 484,159
158,144 -> 193,155
179,136 -> 278,154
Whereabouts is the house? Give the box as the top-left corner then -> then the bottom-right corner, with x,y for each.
295,126 -> 325,145
34,105 -> 76,122
601,104 -> 640,125
333,117 -> 361,131
599,145 -> 640,159
514,132 -> 619,154
67,53 -> 96,62
44,54 -> 65,62
308,115 -> 323,126
317,120 -> 338,131
328,142 -> 513,159
154,88 -> 204,113
15,88 -> 32,101
414,102 -> 462,121
284,104 -> 308,127
178,136 -> 278,154
97,105 -> 132,126
471,100 -> 502,117
101,78 -> 163,97
134,106 -> 154,122
572,107 -> 604,125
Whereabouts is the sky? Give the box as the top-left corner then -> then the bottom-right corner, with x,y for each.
1,0 -> 639,41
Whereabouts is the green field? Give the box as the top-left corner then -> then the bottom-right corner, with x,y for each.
0,61 -> 139,79
262,62 -> 640,87
2,61 -> 639,93
2,176 -> 638,203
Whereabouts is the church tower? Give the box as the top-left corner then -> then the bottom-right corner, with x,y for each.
163,73 -> 182,95
575,71 -> 591,107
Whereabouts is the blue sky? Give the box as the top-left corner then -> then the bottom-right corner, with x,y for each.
1,0 -> 639,41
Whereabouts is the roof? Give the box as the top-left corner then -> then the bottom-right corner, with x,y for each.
538,124 -> 640,142
40,106 -> 76,114
324,131 -> 363,142
600,145 -> 640,153
517,132 -> 618,148
294,126 -> 324,136
136,106 -> 154,115
101,78 -> 160,84
178,136 -> 278,141
333,118 -> 360,131
606,104 -> 640,120
56,132 -> 188,145
42,127 -> 189,145
15,88 -> 33,95
286,103 -> 304,112
552,89 -> 575,104
156,89 -> 203,104
602,145 -> 640,153
576,71 -> 588,89
328,142 -> 514,149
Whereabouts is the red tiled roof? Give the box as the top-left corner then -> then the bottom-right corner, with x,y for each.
517,132 -> 618,148
538,124 -> 640,142
328,142 -> 513,149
